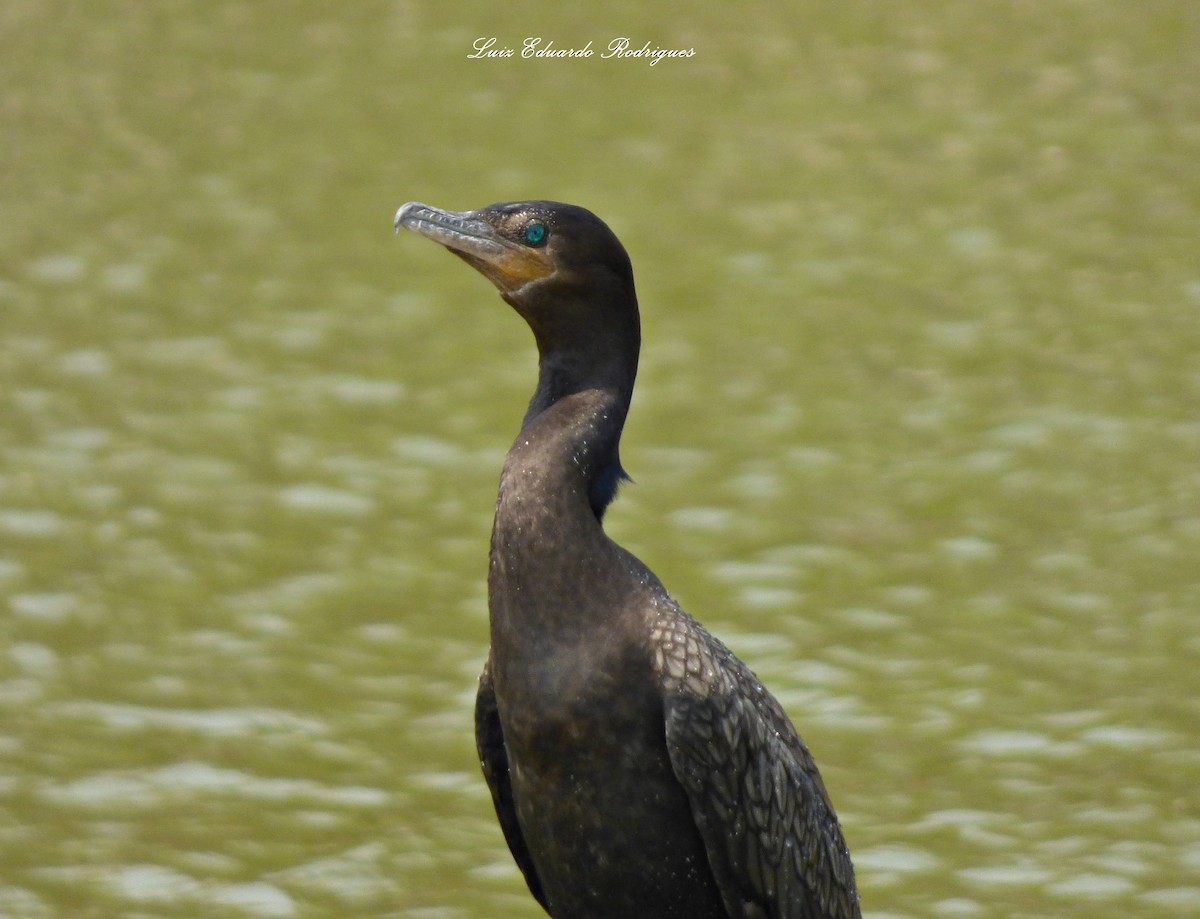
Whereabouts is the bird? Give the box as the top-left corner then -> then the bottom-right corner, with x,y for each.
394,199 -> 861,919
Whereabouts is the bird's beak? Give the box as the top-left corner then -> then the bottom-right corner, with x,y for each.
395,201 -> 554,294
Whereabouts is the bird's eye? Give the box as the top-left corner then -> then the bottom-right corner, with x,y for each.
523,222 -> 548,246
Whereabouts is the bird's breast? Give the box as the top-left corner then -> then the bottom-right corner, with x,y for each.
491,634 -> 727,919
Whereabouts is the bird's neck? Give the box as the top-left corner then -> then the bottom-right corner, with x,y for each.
502,380 -> 629,532
523,338 -> 637,513
524,335 -> 637,424
488,376 -> 631,639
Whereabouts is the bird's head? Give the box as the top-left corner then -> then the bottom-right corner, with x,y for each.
394,200 -> 637,349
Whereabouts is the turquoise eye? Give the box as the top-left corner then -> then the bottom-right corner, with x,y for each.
524,222 -> 547,246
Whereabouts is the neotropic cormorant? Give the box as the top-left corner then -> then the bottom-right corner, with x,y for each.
395,200 -> 861,919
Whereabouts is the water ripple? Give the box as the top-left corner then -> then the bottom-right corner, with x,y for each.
43,761 -> 389,809
52,702 -> 327,737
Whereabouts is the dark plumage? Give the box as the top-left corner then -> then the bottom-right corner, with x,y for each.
395,199 -> 861,919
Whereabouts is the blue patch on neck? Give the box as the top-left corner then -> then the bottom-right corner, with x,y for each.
589,460 -> 631,520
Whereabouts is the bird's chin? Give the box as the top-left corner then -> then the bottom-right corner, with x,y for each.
452,246 -> 554,296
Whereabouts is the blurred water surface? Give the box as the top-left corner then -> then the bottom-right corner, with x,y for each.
2,2 -> 1198,917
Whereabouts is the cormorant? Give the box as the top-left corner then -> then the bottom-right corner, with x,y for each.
395,200 -> 861,919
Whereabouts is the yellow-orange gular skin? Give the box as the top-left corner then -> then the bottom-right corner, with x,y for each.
395,201 -> 555,294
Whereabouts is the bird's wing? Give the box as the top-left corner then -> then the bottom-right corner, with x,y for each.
656,613 -> 861,919
475,656 -> 549,912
